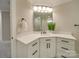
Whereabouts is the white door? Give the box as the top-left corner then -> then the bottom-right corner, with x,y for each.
10,0 -> 17,57
40,38 -> 56,58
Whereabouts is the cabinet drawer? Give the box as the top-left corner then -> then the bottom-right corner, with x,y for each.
32,50 -> 38,56
40,37 -> 55,42
28,39 -> 39,58
57,49 -> 68,58
28,39 -> 39,52
57,53 -> 68,58
57,49 -> 75,58
57,43 -> 75,51
28,49 -> 39,58
57,38 -> 75,46
28,39 -> 39,49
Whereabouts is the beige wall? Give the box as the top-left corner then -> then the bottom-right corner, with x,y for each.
16,0 -> 33,34
72,0 -> 79,54
53,1 -> 73,34
53,0 -> 79,53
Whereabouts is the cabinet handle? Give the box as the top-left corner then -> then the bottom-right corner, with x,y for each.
32,50 -> 37,56
61,40 -> 69,43
48,43 -> 50,48
32,42 -> 37,47
46,43 -> 48,48
46,39 -> 51,41
61,55 -> 67,58
61,47 -> 69,50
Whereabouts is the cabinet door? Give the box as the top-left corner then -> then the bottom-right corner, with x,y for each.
28,39 -> 39,58
40,38 -> 56,58
16,40 -> 28,58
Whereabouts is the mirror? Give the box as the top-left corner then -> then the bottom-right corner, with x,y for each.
33,6 -> 53,32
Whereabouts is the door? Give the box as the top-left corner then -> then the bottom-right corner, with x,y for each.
10,0 -> 17,57
40,37 -> 56,58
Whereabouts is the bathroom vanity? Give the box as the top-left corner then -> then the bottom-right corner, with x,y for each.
16,33 -> 76,58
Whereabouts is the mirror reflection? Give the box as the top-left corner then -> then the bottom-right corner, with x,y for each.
33,6 -> 54,32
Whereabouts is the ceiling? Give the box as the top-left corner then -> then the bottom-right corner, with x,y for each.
0,0 -> 72,11
29,0 -> 72,7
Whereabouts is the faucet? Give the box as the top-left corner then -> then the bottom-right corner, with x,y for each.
41,31 -> 47,35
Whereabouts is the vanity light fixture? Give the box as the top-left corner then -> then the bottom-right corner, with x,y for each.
33,6 -> 53,13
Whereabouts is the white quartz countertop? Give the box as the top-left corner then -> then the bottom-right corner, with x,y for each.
16,32 -> 76,45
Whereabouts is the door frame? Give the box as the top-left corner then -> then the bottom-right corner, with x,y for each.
10,0 -> 17,58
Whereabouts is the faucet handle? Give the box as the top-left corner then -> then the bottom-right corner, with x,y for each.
43,31 -> 46,34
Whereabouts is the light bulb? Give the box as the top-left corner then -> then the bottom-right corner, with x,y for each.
46,7 -> 50,11
33,6 -> 37,11
42,7 -> 46,11
48,8 -> 52,13
38,6 -> 42,11
45,10 -> 48,13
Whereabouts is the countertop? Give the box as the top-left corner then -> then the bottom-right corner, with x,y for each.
16,32 -> 76,45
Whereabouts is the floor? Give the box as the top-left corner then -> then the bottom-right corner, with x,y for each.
0,40 -> 11,58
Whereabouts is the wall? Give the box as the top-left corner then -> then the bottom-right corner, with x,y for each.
2,11 -> 10,41
53,0 -> 79,53
16,0 -> 33,34
71,0 -> 79,54
53,1 -> 73,34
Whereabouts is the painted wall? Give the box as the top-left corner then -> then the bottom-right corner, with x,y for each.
53,0 -> 79,53
16,0 -> 33,34
53,1 -> 73,34
71,0 -> 79,54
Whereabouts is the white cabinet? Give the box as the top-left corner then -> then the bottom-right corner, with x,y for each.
40,37 -> 56,58
16,37 -> 56,58
16,40 -> 28,58
16,39 -> 39,58
16,37 -> 76,58
28,39 -> 39,58
56,38 -> 76,58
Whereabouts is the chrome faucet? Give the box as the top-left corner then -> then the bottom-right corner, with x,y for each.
41,31 -> 46,35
